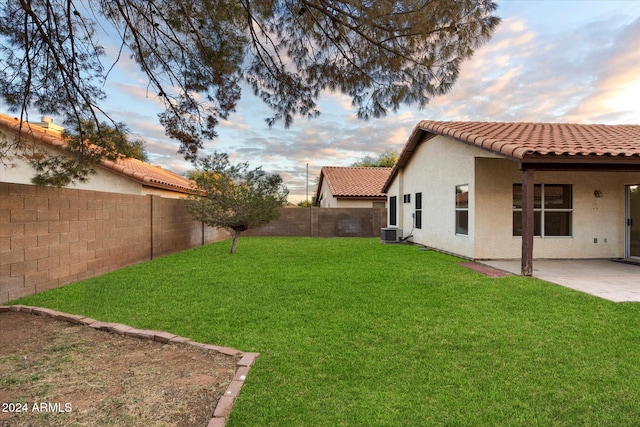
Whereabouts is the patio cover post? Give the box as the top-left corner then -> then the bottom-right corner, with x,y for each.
521,169 -> 535,276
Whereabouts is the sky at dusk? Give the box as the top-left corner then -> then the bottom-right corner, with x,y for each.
6,1 -> 640,202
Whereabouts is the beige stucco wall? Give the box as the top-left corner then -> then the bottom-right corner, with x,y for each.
0,152 -> 42,185
0,137 -> 143,195
387,135 -> 640,260
142,186 -> 190,199
3,156 -> 146,195
335,199 -> 384,208
317,179 -> 336,207
474,158 -> 640,259
0,132 -> 188,198
76,164 -> 144,194
387,135 -> 500,258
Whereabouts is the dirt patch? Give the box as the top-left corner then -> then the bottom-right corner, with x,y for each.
0,310 -> 242,427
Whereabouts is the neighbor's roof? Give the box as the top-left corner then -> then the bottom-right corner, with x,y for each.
316,166 -> 391,201
0,113 -> 195,194
98,156 -> 195,193
384,120 -> 640,191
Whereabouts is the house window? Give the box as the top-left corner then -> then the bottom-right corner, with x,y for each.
415,192 -> 422,229
513,184 -> 572,237
403,194 -> 411,203
390,196 -> 397,226
455,185 -> 469,235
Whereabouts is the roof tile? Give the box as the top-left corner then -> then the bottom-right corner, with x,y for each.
418,120 -> 640,159
320,166 -> 392,198
384,120 -> 640,193
0,113 -> 195,194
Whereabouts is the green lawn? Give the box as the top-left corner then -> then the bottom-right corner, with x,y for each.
11,237 -> 640,426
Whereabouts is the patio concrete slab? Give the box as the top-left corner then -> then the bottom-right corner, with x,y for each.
481,259 -> 640,302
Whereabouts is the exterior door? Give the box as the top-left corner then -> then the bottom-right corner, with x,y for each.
627,185 -> 640,258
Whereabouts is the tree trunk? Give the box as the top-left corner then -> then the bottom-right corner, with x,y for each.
230,230 -> 239,254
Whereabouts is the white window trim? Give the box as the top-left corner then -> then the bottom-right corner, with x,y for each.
455,184 -> 469,236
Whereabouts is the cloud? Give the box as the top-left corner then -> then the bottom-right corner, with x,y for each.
72,2 -> 640,202
420,10 -> 640,126
564,17 -> 640,123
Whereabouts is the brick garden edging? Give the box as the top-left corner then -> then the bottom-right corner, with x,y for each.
457,262 -> 511,277
0,305 -> 259,427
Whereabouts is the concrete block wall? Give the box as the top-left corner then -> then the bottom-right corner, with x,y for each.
244,207 -> 387,238
152,196 -> 196,258
1,183 -> 384,303
151,196 -> 230,258
318,207 -> 387,237
244,208 -> 314,236
0,183 -> 227,303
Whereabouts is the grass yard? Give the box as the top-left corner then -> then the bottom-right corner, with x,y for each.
11,237 -> 640,426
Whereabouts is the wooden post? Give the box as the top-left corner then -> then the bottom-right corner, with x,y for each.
521,169 -> 534,276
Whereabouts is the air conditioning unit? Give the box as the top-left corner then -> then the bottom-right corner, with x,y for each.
380,227 -> 402,243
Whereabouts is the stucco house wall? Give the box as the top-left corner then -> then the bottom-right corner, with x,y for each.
338,199 -> 385,208
331,198 -> 385,208
0,145 -> 191,199
473,158 -> 639,259
0,145 -> 143,195
388,134 -> 499,259
0,114 -> 195,199
388,134 -> 640,260
317,178 -> 338,208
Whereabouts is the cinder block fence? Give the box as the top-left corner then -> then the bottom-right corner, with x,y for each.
1,182 -> 387,303
0,183 -> 229,303
244,207 -> 387,238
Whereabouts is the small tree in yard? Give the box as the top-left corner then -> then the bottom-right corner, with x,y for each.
186,152 -> 288,254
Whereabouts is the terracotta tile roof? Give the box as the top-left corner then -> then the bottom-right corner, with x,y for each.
99,156 -> 195,193
318,166 -> 392,198
417,120 -> 640,159
384,120 -> 640,192
0,113 -> 195,194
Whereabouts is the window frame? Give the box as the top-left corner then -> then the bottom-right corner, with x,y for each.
455,184 -> 469,236
389,196 -> 397,226
512,184 -> 573,237
415,192 -> 422,229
